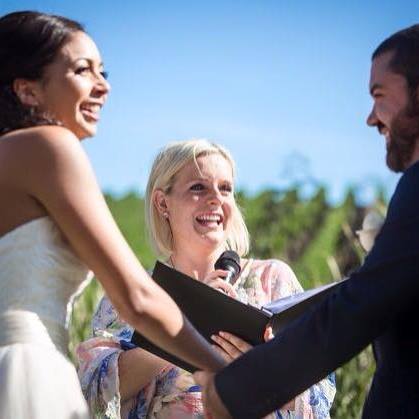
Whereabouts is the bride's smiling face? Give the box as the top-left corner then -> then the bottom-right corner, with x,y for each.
164,153 -> 235,253
33,31 -> 110,139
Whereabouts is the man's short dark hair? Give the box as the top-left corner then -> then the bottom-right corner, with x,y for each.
373,24 -> 419,93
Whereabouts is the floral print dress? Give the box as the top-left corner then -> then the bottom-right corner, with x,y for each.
77,259 -> 336,418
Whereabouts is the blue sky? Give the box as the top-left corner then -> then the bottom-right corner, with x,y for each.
2,1 -> 419,203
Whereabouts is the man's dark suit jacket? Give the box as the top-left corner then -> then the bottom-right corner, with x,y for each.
215,161 -> 419,419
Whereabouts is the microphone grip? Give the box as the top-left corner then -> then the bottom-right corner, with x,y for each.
223,269 -> 235,285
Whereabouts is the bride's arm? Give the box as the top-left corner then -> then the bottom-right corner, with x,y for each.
14,126 -> 225,372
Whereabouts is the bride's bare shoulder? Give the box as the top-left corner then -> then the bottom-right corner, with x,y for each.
0,126 -> 86,183
0,126 -> 83,164
1,125 -> 78,148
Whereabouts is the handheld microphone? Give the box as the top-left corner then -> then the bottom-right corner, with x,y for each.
214,250 -> 241,284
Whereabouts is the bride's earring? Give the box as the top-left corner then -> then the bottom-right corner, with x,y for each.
163,211 -> 169,219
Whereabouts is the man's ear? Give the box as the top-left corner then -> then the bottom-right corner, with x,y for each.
153,189 -> 170,218
12,78 -> 42,107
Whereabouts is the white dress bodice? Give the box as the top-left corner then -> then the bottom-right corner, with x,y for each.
0,216 -> 91,353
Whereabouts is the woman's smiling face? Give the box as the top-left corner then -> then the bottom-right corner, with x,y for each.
34,30 -> 110,139
163,153 -> 235,254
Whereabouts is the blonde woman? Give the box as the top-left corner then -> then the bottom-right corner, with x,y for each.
77,140 -> 336,418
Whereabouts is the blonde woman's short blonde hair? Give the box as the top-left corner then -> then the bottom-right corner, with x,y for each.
145,139 -> 249,259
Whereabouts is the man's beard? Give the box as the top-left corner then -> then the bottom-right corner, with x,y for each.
387,95 -> 419,172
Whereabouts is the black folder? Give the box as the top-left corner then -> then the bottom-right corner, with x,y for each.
131,261 -> 344,372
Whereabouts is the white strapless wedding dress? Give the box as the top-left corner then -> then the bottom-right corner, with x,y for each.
0,217 -> 91,418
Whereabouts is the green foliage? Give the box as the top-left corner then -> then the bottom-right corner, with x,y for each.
293,189 -> 357,288
242,186 -> 328,263
105,193 -> 155,269
332,346 -> 375,418
70,187 -> 379,417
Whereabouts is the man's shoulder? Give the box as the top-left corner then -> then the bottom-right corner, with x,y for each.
387,161 -> 419,221
401,160 -> 419,187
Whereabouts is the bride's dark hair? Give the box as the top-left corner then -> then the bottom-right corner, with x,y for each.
0,11 -> 84,136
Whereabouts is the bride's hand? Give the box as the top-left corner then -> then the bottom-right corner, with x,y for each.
202,269 -> 237,298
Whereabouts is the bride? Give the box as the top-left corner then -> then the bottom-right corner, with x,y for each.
0,11 -> 223,419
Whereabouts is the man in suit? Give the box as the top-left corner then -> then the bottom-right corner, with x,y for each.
194,24 -> 419,418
